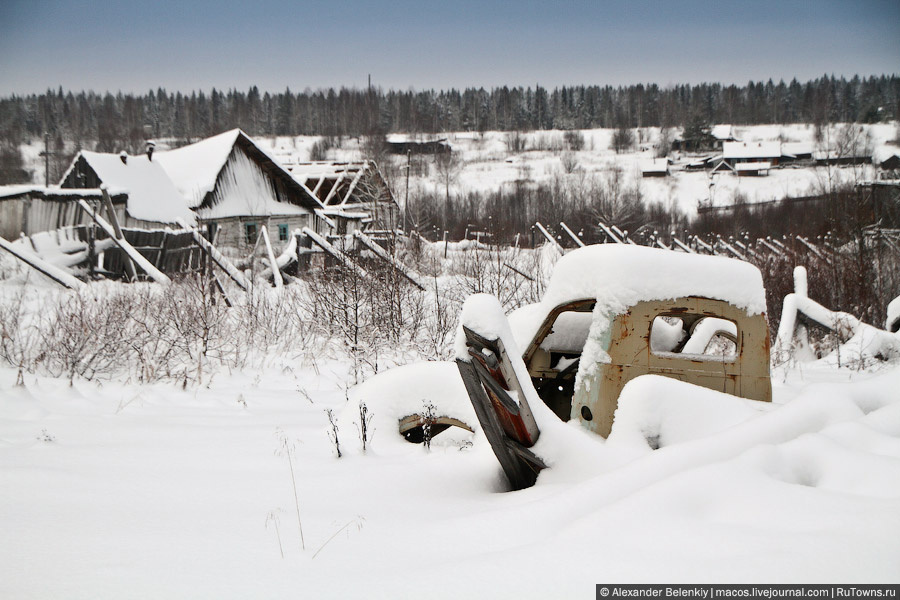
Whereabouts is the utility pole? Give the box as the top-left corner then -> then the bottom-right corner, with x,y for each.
403,149 -> 411,233
39,133 -> 51,186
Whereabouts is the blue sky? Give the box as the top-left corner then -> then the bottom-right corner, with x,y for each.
1,0 -> 898,95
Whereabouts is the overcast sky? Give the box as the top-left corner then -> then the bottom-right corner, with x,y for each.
1,0 -> 898,96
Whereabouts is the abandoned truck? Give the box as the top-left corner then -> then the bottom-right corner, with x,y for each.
352,244 -> 772,489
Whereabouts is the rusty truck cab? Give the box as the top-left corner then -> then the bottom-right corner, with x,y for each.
522,255 -> 772,437
522,295 -> 771,438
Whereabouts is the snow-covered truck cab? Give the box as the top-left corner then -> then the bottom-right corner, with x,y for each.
458,244 -> 772,488
522,294 -> 771,438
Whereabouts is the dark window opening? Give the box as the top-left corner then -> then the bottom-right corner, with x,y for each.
245,222 -> 258,244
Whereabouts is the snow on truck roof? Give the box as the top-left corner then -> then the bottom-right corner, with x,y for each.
506,245 -> 766,353
542,244 -> 766,314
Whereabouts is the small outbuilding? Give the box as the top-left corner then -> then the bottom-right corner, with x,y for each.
0,185 -> 128,241
734,161 -> 771,177
640,158 -> 671,178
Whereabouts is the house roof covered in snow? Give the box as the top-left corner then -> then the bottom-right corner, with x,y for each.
61,151 -> 196,225
640,158 -> 671,174
710,125 -> 739,141
154,129 -> 323,213
723,141 -> 782,160
783,142 -> 814,157
873,146 -> 900,165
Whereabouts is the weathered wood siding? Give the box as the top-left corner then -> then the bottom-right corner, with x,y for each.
203,214 -> 313,252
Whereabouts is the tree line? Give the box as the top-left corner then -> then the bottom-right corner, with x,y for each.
1,74 -> 898,154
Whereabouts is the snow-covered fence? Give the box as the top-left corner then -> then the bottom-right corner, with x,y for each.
775,266 -> 900,366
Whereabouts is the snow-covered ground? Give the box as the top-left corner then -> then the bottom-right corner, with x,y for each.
19,122 -> 898,219
257,123 -> 899,217
2,330 -> 899,597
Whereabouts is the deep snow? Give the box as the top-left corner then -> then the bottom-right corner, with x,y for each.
1,350 -> 899,598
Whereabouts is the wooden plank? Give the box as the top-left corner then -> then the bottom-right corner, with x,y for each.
0,237 -> 85,290
260,225 -> 284,290
671,236 -> 695,253
301,227 -> 369,279
597,220 -> 624,244
534,221 -> 564,253
559,221 -> 585,247
457,325 -> 545,490
101,187 -> 137,281
176,219 -> 252,291
353,230 -> 425,290
456,358 -> 539,491
77,200 -> 171,284
467,348 -> 521,415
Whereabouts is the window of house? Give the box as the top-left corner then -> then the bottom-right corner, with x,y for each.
245,222 -> 258,244
278,223 -> 289,242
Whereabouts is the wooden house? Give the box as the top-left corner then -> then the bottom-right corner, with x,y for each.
813,149 -> 872,166
640,158 -> 671,178
734,162 -> 771,176
287,160 -> 399,232
722,141 -> 784,167
60,150 -> 196,229
385,139 -> 451,155
880,153 -> 900,175
154,129 -> 325,250
710,125 -> 740,143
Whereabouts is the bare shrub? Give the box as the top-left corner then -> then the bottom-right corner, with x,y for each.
563,130 -> 585,151
612,126 -> 635,153
0,287 -> 42,374
309,136 -> 338,161
560,151 -> 579,174
504,130 -> 527,153
41,288 -> 136,384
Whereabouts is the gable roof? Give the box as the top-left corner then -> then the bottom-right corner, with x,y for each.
155,129 -> 323,212
62,151 -> 196,225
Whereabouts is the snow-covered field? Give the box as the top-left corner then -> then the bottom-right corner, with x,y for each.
19,122 -> 898,218
2,300 -> 899,597
257,123 -> 899,216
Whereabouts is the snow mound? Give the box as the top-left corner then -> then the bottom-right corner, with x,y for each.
607,375 -> 772,451
342,361 -> 476,454
887,295 -> 900,333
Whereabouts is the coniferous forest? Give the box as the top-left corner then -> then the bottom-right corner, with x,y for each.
1,75 -> 898,154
